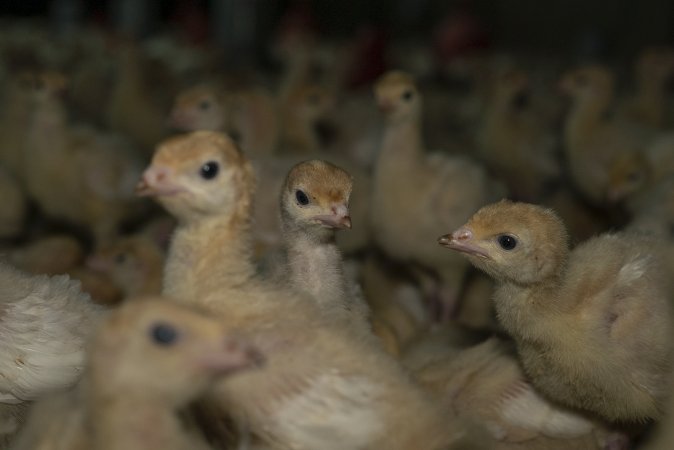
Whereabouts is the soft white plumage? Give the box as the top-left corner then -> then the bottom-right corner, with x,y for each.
0,261 -> 103,404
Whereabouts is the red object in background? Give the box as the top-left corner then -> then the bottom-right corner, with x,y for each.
433,7 -> 490,64
344,26 -> 388,89
277,0 -> 318,40
170,0 -> 210,45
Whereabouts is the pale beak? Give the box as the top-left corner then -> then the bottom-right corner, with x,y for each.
167,109 -> 190,130
135,177 -> 153,196
135,167 -> 184,197
199,338 -> 265,374
605,185 -> 629,204
313,214 -> 352,229
85,255 -> 109,272
312,203 -> 352,229
377,99 -> 395,113
438,228 -> 490,259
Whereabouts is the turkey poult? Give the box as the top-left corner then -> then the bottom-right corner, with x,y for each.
11,298 -> 264,450
440,200 -> 673,423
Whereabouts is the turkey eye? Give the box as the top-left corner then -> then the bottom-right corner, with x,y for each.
295,190 -> 309,205
150,323 -> 179,346
497,235 -> 517,250
402,90 -> 414,101
200,161 -> 219,180
199,100 -> 211,110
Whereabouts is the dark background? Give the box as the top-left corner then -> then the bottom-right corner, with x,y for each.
1,0 -> 673,61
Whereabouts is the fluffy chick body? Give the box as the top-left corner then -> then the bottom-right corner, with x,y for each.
0,261 -> 103,404
275,159 -> 371,329
415,338 -> 611,449
0,261 -> 103,445
441,200 -> 673,422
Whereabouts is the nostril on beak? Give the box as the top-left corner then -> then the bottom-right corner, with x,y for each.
454,229 -> 472,241
333,204 -> 349,217
148,167 -> 171,184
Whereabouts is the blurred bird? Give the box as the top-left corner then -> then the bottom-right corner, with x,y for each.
372,70 -> 505,321
0,260 -> 103,443
415,338 -> 618,450
618,46 -> 674,131
85,220 -> 171,299
11,298 -> 264,450
606,134 -> 674,208
169,82 -> 279,159
21,71 -> 146,242
559,65 -> 645,206
477,67 -> 560,201
105,40 -> 171,155
4,234 -> 84,275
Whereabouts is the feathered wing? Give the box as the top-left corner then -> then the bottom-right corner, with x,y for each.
0,262 -> 104,402
562,233 -> 673,419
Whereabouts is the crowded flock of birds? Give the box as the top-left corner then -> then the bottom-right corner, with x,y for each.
0,18 -> 672,449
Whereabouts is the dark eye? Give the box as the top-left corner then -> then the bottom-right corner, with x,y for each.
497,235 -> 517,250
402,90 -> 414,101
200,161 -> 219,180
295,190 -> 309,205
199,100 -> 211,110
114,253 -> 127,264
575,75 -> 588,86
150,323 -> 179,346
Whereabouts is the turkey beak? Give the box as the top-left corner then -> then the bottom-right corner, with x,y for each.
167,109 -> 190,130
313,204 -> 352,229
135,177 -> 152,196
438,228 -> 490,259
377,99 -> 395,113
199,337 -> 265,374
135,166 -> 182,197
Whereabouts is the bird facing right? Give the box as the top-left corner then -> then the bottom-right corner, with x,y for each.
439,200 -> 673,423
275,159 -> 371,330
11,297 -> 264,450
